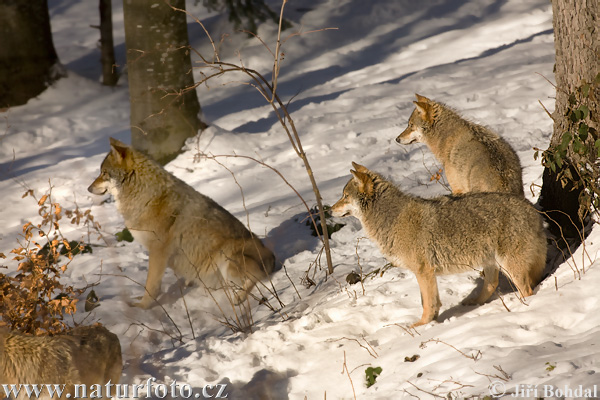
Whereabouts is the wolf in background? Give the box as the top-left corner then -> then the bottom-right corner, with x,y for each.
0,325 -> 122,399
88,138 -> 275,308
331,162 -> 546,327
396,94 -> 524,196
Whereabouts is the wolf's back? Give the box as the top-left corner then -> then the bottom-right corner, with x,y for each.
0,325 -> 122,399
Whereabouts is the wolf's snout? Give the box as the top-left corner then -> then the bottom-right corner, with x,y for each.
87,182 -> 107,195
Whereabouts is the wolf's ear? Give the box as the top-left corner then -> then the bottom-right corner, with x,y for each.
351,161 -> 369,173
109,141 -> 129,163
350,169 -> 374,196
414,101 -> 434,123
415,93 -> 431,103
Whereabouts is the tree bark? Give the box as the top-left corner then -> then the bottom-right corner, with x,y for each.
123,0 -> 206,165
99,0 -> 118,86
0,0 -> 65,108
539,0 -> 599,239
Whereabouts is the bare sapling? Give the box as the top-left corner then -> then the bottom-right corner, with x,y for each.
168,0 -> 337,275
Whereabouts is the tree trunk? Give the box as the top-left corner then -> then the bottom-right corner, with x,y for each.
123,0 -> 206,165
0,0 -> 65,108
99,0 -> 118,86
539,0 -> 600,240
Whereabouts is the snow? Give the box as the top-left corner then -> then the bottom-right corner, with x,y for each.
1,0 -> 598,398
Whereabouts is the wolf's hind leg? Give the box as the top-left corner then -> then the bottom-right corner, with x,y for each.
462,263 -> 499,306
504,257 -> 543,300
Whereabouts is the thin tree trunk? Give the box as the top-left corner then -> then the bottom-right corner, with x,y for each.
99,0 -> 118,86
123,0 -> 206,165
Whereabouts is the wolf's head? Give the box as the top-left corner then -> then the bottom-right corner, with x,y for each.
331,162 -> 379,219
88,138 -> 135,196
396,93 -> 438,145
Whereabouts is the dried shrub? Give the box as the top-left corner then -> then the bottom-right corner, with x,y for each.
0,186 -> 100,334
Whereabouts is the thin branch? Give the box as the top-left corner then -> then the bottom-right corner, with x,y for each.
239,30 -> 274,57
330,337 -> 378,358
341,351 -> 357,400
270,0 -> 288,102
199,152 -> 323,247
282,27 -> 339,45
538,100 -> 554,120
166,0 -> 220,62
420,338 -> 482,362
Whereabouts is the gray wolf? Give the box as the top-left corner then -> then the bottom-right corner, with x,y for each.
396,94 -> 524,196
331,162 -> 546,327
0,325 -> 122,399
88,138 -> 275,308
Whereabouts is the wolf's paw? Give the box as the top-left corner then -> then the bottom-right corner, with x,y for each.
233,290 -> 249,305
461,297 -> 484,306
409,320 -> 428,328
411,310 -> 437,327
130,296 -> 153,309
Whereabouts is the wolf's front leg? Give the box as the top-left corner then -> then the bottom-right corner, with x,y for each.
132,245 -> 170,309
411,265 -> 441,327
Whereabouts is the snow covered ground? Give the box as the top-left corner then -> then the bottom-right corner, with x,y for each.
2,0 -> 599,398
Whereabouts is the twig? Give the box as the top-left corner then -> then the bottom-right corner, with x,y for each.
383,323 -> 421,337
166,0 -> 220,62
270,0 -> 287,102
283,263 -> 302,299
177,280 -> 196,340
538,100 -> 554,120
331,337 -> 378,359
420,338 -> 481,362
341,351 -> 357,400
473,365 -> 511,382
355,237 -> 366,295
282,27 -> 339,45
405,381 -> 445,399
198,152 -> 322,248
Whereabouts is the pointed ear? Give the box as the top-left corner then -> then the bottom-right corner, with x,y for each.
350,169 -> 374,196
351,161 -> 369,173
415,93 -> 431,103
414,101 -> 434,123
109,140 -> 129,163
109,137 -> 128,147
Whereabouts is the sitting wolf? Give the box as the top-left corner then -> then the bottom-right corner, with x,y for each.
88,138 -> 275,308
396,94 -> 524,196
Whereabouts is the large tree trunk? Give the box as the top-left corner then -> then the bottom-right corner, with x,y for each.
123,0 -> 205,165
0,0 -> 65,108
539,0 -> 600,240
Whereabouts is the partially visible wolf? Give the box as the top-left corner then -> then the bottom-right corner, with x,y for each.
0,325 -> 122,399
396,94 -> 524,196
332,162 -> 546,327
88,138 -> 275,308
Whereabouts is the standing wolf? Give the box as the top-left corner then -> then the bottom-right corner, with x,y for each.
332,163 -> 546,327
88,138 -> 275,308
0,325 -> 122,399
396,94 -> 524,196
